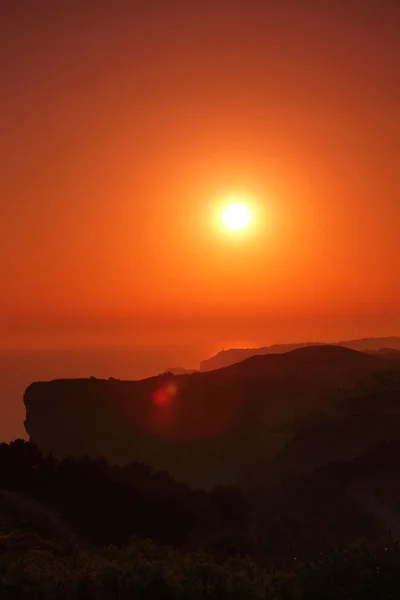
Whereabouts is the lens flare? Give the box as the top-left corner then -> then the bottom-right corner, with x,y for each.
152,381 -> 177,407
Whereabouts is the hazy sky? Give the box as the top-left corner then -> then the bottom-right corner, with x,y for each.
1,0 -> 399,351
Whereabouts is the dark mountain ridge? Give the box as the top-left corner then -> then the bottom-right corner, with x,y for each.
200,336 -> 400,371
24,345 -> 400,488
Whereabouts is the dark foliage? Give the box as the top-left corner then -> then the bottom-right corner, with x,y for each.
1,533 -> 400,599
0,440 -> 249,553
1,437 -> 400,562
2,440 -> 400,597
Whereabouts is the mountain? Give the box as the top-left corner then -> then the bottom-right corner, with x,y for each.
341,337 -> 400,352
24,345 -> 400,488
200,342 -> 323,371
367,348 -> 400,361
200,337 -> 400,371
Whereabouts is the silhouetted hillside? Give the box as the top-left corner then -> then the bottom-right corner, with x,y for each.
266,390 -> 400,485
367,348 -> 400,361
200,342 -> 323,371
341,337 -> 400,352
24,345 -> 400,488
200,336 -> 400,371
367,347 -> 400,355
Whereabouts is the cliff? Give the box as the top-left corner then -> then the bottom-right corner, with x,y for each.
24,346 -> 400,488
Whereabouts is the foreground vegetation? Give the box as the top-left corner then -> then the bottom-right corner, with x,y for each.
0,439 -> 390,560
1,533 -> 400,599
2,439 -> 400,597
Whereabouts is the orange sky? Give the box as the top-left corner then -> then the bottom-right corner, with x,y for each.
1,0 -> 399,351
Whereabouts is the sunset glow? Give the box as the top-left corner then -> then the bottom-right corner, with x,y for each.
1,1 -> 399,433
2,4 -> 400,589
221,202 -> 252,231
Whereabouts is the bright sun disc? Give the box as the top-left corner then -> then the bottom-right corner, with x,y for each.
222,202 -> 252,231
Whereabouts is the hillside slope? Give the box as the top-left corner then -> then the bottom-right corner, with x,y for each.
24,346 -> 400,488
200,337 -> 400,371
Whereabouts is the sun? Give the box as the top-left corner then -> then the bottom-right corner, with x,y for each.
221,202 -> 252,231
